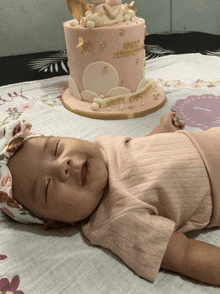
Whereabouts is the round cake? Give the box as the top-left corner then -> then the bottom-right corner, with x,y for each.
62,0 -> 166,119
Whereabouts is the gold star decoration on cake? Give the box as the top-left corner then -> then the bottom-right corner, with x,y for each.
120,29 -> 125,36
124,1 -> 138,12
77,37 -> 91,56
101,41 -> 107,48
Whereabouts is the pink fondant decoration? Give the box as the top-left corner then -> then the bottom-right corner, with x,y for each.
172,94 -> 220,130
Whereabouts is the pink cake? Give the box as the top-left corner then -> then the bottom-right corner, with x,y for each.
62,0 -> 166,119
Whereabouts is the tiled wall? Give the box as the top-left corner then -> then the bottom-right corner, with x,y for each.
0,0 -> 219,57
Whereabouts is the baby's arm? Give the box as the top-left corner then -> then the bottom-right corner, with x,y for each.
148,112 -> 185,136
161,231 -> 220,285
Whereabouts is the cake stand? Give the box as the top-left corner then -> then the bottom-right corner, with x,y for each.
61,85 -> 166,120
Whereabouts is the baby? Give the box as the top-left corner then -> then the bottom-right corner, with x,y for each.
1,112 -> 220,286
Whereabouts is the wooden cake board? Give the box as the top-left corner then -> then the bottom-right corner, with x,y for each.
61,85 -> 166,120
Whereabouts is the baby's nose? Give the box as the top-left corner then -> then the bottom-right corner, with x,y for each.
55,157 -> 81,182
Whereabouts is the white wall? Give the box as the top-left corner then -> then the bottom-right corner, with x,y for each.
0,0 -> 219,57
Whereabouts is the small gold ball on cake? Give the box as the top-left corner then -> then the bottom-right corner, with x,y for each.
85,11 -> 92,16
93,98 -> 103,106
92,103 -> 100,111
98,12 -> 103,17
87,14 -> 93,21
87,20 -> 96,28
129,10 -> 135,18
70,20 -> 77,27
124,14 -> 131,22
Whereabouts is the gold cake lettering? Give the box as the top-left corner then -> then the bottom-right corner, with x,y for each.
124,40 -> 140,49
113,44 -> 144,58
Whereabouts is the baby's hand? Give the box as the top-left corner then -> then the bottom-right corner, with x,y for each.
161,112 -> 185,132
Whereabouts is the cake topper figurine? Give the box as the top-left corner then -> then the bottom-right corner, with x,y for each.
92,0 -> 122,19
66,0 -> 138,27
65,0 -> 93,21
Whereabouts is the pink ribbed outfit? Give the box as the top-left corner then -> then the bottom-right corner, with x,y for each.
82,127 -> 220,283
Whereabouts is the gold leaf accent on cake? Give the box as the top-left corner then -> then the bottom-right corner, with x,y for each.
101,41 -> 107,47
144,61 -> 146,66
121,81 -> 124,85
124,1 -> 138,12
136,58 -> 139,64
65,0 -> 93,22
120,29 -> 125,36
98,12 -> 103,17
104,65 -> 109,71
77,37 -> 91,55
144,25 -> 149,36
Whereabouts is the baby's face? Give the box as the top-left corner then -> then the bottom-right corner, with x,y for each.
8,136 -> 108,223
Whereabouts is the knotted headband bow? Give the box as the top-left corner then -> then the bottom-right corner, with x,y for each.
0,120 -> 44,224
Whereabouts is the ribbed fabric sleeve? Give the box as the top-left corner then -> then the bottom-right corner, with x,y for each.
82,132 -> 212,282
177,127 -> 220,228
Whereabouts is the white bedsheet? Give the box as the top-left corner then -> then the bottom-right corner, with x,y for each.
1,53 -> 220,293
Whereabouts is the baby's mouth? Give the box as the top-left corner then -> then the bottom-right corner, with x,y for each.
81,162 -> 87,186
